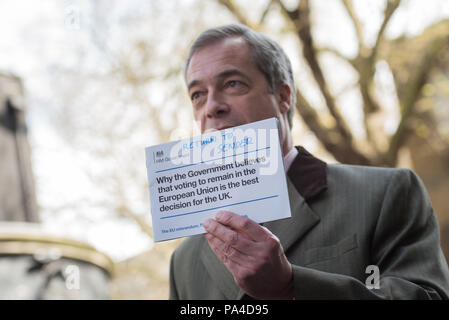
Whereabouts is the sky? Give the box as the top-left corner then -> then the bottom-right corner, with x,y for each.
0,0 -> 448,262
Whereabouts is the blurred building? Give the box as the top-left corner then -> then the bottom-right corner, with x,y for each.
0,73 -> 38,222
0,72 -> 113,299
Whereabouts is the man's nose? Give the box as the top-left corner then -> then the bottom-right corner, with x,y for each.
205,90 -> 230,118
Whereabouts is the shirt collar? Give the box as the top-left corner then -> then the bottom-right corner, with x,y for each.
286,146 -> 328,201
283,147 -> 298,174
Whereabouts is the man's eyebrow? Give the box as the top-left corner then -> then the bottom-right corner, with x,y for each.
187,69 -> 251,91
216,69 -> 251,83
187,79 -> 203,92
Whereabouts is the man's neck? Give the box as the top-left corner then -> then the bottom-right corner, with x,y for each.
283,146 -> 298,173
282,138 -> 293,157
281,123 -> 293,156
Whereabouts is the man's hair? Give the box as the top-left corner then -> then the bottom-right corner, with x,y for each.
185,24 -> 296,128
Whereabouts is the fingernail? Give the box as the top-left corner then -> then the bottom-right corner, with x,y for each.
203,219 -> 211,228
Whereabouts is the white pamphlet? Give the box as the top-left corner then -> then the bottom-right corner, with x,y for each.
145,118 -> 291,242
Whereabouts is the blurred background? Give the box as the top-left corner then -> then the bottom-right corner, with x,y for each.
0,0 -> 448,299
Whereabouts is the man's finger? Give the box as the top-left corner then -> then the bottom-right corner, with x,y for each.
204,233 -> 246,271
203,218 -> 257,255
204,233 -> 257,268
214,210 -> 269,242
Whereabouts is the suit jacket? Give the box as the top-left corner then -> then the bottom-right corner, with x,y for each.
169,146 -> 449,299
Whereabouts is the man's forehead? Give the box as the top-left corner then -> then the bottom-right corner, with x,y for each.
193,36 -> 249,59
186,37 -> 253,83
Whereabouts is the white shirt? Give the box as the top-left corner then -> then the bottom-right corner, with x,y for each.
283,147 -> 298,174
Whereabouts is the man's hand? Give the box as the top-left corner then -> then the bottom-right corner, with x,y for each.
203,210 -> 294,300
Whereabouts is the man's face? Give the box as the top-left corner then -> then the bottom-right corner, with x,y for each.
186,37 -> 289,133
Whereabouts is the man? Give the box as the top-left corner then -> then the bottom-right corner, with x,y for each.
169,24 -> 449,299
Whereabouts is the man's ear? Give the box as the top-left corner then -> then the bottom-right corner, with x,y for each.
277,83 -> 291,114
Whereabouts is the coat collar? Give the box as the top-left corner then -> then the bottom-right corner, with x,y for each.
287,146 -> 328,201
200,146 -> 328,299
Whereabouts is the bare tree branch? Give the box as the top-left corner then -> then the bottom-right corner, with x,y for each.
317,46 -> 353,64
316,47 -> 382,149
341,0 -> 365,52
116,204 -> 154,239
342,0 -> 401,151
288,0 -> 354,144
372,0 -> 401,61
274,0 -> 378,164
218,0 -> 250,26
259,0 -> 275,26
217,0 -> 447,168
295,90 -> 373,165
386,36 -> 447,165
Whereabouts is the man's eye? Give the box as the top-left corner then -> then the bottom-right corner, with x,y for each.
191,92 -> 200,101
227,80 -> 241,88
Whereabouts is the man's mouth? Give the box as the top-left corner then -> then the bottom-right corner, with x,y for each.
216,125 -> 234,131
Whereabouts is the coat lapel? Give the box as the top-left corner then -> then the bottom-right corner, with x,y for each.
263,177 -> 321,253
200,146 -> 328,300
263,146 -> 328,254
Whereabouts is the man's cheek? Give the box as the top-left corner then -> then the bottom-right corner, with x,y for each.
192,116 -> 202,132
